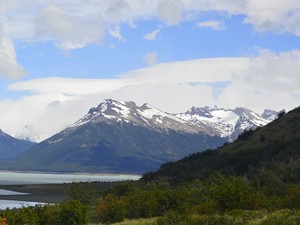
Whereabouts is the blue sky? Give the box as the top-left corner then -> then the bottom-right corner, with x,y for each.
12,14 -> 300,79
0,0 -> 300,141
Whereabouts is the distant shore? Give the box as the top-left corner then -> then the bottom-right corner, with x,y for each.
0,184 -> 69,203
0,181 -> 117,204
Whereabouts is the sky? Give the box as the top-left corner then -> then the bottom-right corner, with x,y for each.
0,0 -> 300,142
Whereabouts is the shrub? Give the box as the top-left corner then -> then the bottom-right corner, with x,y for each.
59,200 -> 89,225
96,195 -> 127,224
0,218 -> 8,225
208,176 -> 253,211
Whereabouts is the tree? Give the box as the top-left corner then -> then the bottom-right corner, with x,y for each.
277,109 -> 286,119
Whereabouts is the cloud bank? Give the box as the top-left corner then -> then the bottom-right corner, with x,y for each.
0,49 -> 299,141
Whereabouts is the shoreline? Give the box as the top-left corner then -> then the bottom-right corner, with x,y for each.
0,170 -> 142,177
0,184 -> 69,204
0,171 -> 138,205
0,171 -> 141,186
0,181 -> 118,204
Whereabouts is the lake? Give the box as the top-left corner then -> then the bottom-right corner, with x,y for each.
0,171 -> 141,185
0,200 -> 45,210
0,171 -> 141,209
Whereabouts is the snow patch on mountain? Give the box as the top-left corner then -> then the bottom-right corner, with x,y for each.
71,99 -> 202,135
53,99 -> 277,143
177,106 -> 276,141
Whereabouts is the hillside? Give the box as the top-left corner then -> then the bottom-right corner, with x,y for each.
143,106 -> 300,183
0,99 -> 275,174
0,100 -> 225,173
0,129 -> 36,160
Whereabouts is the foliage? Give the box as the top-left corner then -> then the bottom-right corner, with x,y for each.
0,218 -> 8,225
277,109 -> 286,119
59,200 -> 89,225
1,106 -> 300,224
143,106 -> 300,184
96,195 -> 127,224
68,182 -> 94,205
206,175 -> 254,211
0,200 -> 89,225
155,210 -> 300,225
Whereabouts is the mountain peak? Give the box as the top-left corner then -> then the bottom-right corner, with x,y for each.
178,105 -> 274,141
233,107 -> 250,115
261,109 -> 278,120
72,99 -> 201,134
70,99 -> 277,142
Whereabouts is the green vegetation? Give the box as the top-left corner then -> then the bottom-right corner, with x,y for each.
0,106 -> 299,224
144,106 -> 300,184
0,200 -> 88,225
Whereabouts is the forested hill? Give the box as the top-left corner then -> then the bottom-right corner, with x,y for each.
143,106 -> 300,183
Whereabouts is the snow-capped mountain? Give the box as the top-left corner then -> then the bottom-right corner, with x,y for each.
1,99 -> 277,173
1,99 -> 226,173
261,109 -> 279,121
176,106 -> 277,141
66,99 -> 276,142
70,99 -> 202,134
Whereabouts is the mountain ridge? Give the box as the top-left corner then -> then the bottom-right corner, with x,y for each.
0,99 -> 277,173
0,129 -> 36,160
15,99 -> 277,143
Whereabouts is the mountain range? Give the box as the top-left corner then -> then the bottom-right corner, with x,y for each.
0,99 -> 277,173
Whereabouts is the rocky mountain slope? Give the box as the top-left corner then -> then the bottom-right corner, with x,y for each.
176,106 -> 276,141
0,129 -> 36,160
0,100 -> 225,173
0,99 -> 276,173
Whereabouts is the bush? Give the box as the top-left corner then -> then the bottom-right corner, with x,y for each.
35,204 -> 60,225
96,195 -> 127,224
0,218 -> 8,225
59,200 -> 89,225
286,186 -> 300,208
207,176 -> 254,211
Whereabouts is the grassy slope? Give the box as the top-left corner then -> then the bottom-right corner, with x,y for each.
104,210 -> 300,225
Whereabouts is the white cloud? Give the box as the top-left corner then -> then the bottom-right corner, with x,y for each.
0,0 -> 299,45
197,20 -> 226,31
109,25 -> 125,41
0,1 -> 300,139
218,49 -> 300,112
0,0 -> 16,12
34,4 -> 104,50
243,0 -> 300,35
143,27 -> 161,40
1,50 -> 299,141
0,33 -> 26,79
110,83 -> 215,113
158,0 -> 185,25
0,0 -> 299,56
9,77 -> 132,96
144,52 -> 158,66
